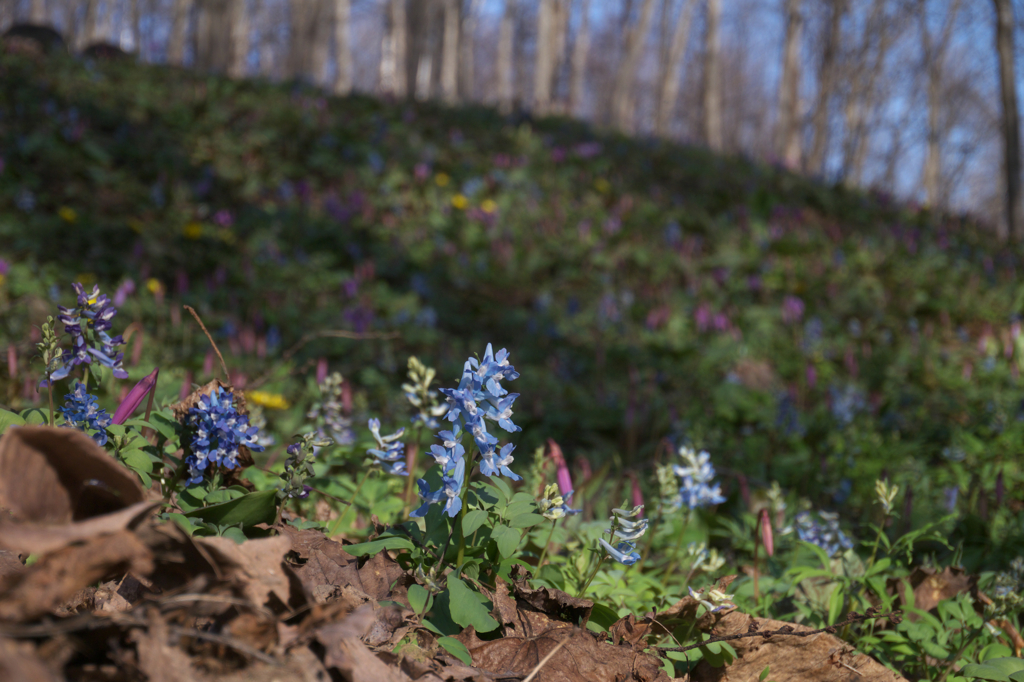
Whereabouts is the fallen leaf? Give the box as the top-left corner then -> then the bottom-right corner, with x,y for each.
0,500 -> 160,555
0,637 -> 59,682
688,611 -> 909,682
0,530 -> 152,620
195,535 -> 293,613
0,426 -> 144,523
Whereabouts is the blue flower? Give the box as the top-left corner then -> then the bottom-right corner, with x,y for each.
794,510 -> 853,556
50,283 -> 128,382
182,387 -> 265,486
411,344 -> 523,518
600,506 -> 647,566
60,381 -> 111,446
367,417 -> 408,476
672,447 -> 726,509
411,457 -> 465,518
599,539 -> 640,566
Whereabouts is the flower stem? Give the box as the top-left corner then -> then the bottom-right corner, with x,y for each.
577,554 -> 606,598
47,382 -> 54,427
660,510 -> 691,584
537,519 -> 557,569
455,465 -> 473,566
332,467 -> 373,536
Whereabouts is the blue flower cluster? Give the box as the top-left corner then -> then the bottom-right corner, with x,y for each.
794,510 -> 853,556
60,381 -> 112,446
411,344 -> 522,518
367,418 -> 407,476
829,383 -> 866,426
51,283 -> 128,382
671,446 -> 726,509
182,387 -> 265,486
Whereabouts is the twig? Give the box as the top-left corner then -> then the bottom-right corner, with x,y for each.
840,662 -> 864,676
183,305 -> 229,382
522,633 -> 571,682
166,623 -> 279,665
652,609 -> 902,655
248,329 -> 399,390
157,593 -> 276,621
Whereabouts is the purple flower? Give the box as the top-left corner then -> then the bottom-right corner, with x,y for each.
112,368 -> 159,425
782,295 -> 805,325
50,283 -> 128,382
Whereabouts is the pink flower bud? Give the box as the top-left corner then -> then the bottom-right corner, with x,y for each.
316,357 -> 329,384
629,472 -> 644,508
547,439 -> 573,496
179,370 -> 193,401
759,509 -> 774,557
6,345 -> 16,380
112,368 -> 159,425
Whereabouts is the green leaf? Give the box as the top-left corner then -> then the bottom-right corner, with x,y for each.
408,584 -> 430,615
490,477 -> 513,503
19,408 -> 49,425
506,499 -> 536,518
865,557 -> 891,577
182,489 -> 277,528
759,666 -> 771,682
420,619 -> 443,635
462,509 -> 489,537
827,585 -> 844,626
490,524 -> 521,558
588,603 -> 620,631
508,513 -> 545,529
167,512 -> 201,536
962,659 -> 1024,682
437,636 -> 472,665
344,535 -> 416,556
0,409 -> 26,434
446,576 -> 498,633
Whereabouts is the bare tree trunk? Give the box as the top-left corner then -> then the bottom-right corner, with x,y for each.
610,0 -> 656,131
195,0 -> 233,71
917,0 -> 961,207
334,0 -> 353,94
841,0 -> 889,186
568,0 -> 590,117
655,0 -> 696,137
994,0 -> 1023,241
380,0 -> 407,96
287,0 -> 317,80
497,0 -> 515,113
534,0 -> 556,115
30,0 -> 47,24
459,0 -> 480,100
81,0 -> 100,49
776,0 -> 802,167
412,0 -> 440,100
807,0 -> 844,174
440,0 -> 459,103
703,0 -> 722,150
312,0 -> 333,86
168,0 -> 193,64
227,0 -> 248,77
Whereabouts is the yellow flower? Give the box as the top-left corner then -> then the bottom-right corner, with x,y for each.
58,206 -> 78,223
481,199 -> 498,214
247,391 -> 291,410
183,222 -> 203,240
435,172 -> 450,187
145,278 -> 164,295
451,194 -> 468,210
594,178 -> 611,194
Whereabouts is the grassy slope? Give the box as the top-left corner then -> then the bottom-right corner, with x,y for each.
1,53 -> 1021,564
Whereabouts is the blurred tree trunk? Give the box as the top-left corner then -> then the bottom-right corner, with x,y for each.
29,0 -> 46,24
776,0 -> 802,168
80,0 -> 100,49
497,0 -> 515,113
409,0 -> 440,100
440,0 -> 459,103
993,0 -> 1022,241
459,0 -> 481,100
703,0 -> 722,150
255,0 -> 274,76
918,0 -> 961,207
655,0 -> 696,137
611,0 -> 656,131
568,0 -> 590,117
841,0 -> 892,186
380,0 -> 407,96
130,0 -> 141,53
807,0 -> 845,174
195,0 -> 231,71
287,0 -> 317,80
534,0 -> 555,115
227,0 -> 248,77
312,0 -> 333,86
168,0 -> 192,64
334,0 -> 353,95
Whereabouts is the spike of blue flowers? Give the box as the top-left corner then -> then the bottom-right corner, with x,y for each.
182,386 -> 265,486
599,538 -> 641,566
60,381 -> 112,446
367,418 -> 408,476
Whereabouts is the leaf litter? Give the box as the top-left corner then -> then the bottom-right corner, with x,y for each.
0,424 -> 917,681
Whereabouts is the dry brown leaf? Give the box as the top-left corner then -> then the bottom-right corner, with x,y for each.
279,524 -> 364,601
0,426 -> 144,523
0,551 -> 23,581
359,551 -> 407,601
0,529 -> 153,620
194,535 -> 293,613
888,566 -> 974,619
316,603 -> 410,682
458,623 -> 669,682
508,564 -> 593,628
0,500 -> 160,555
688,611 -> 909,682
132,610 -> 205,682
0,637 -> 60,682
